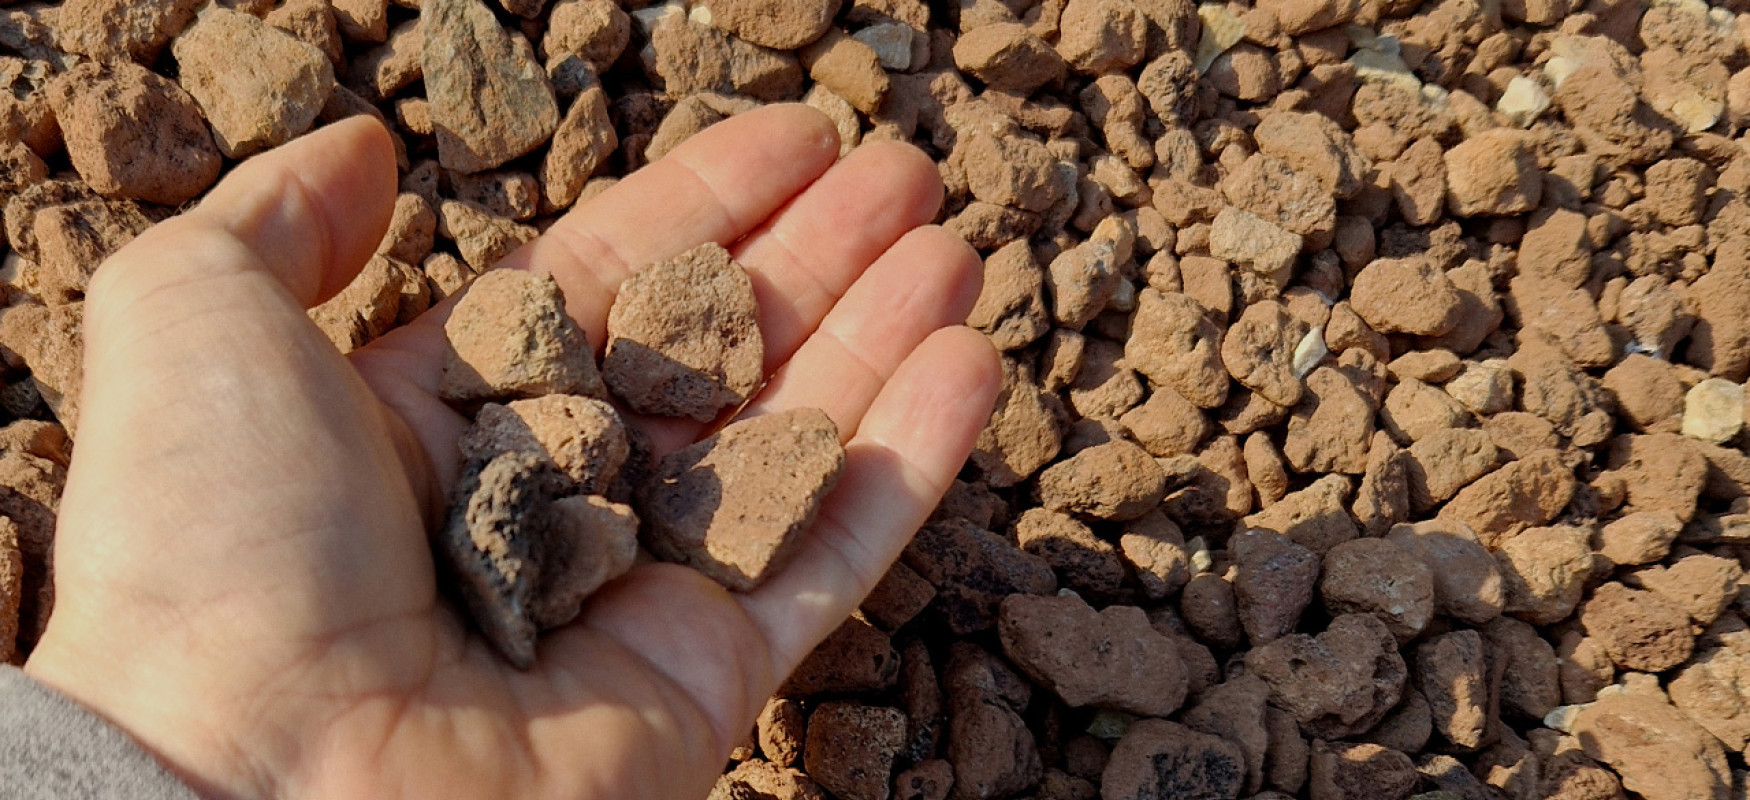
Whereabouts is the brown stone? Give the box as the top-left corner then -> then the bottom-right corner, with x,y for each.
47,61 -> 219,206
1348,256 -> 1463,337
604,243 -> 764,421
1246,614 -> 1406,739
173,7 -> 335,158
1572,693 -> 1732,800
1579,582 -> 1694,673
902,519 -> 1057,635
1126,289 -> 1229,409
804,703 -> 908,800
441,269 -> 602,405
1036,440 -> 1166,521
997,593 -> 1187,716
422,0 -> 559,173
1319,537 -> 1434,642
1230,529 -> 1319,646
1385,520 -> 1503,625
1101,719 -> 1246,800
1307,741 -> 1415,800
459,394 -> 628,493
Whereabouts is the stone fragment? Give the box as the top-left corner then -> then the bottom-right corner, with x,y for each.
944,644 -> 1042,800
441,270 -> 602,405
1348,256 -> 1463,337
1320,537 -> 1434,642
1572,693 -> 1732,800
1126,289 -> 1229,409
860,560 -> 935,631
1495,525 -> 1592,625
1013,508 -> 1125,599
46,61 -> 220,206
173,7 -> 335,158
702,0 -> 837,49
1639,552 -> 1743,625
780,615 -> 898,695
56,0 -> 203,64
641,408 -> 844,591
710,760 -> 827,800
438,200 -> 539,273
535,494 -> 638,628
1307,741 -> 1416,800
1231,529 -> 1319,645
459,395 -> 628,493
1439,450 -> 1575,547
1683,378 -> 1744,444
1444,359 -> 1513,416
1385,521 -> 1503,625
540,81 -> 617,211
1606,433 -> 1707,523
803,703 -> 908,800
423,0 -> 559,173
1209,207 -> 1301,278
1405,429 -> 1498,512
971,360 -> 1062,488
1284,366 -> 1374,474
1669,646 -> 1750,753
902,519 -> 1057,635
1046,239 -> 1120,330
1579,582 -> 1694,672
892,760 -> 952,800
1036,440 -> 1166,521
1247,613 -> 1406,739
1119,386 -> 1209,457
1222,300 -> 1310,407
1054,0 -> 1146,75
604,243 -> 763,421
1443,128 -> 1542,217
757,697 -> 805,768
998,593 -> 1186,716
1179,675 -> 1271,794
1243,474 -> 1357,555
968,241 -> 1049,351
1593,510 -> 1681,566
435,451 -> 559,668
1256,0 -> 1357,35
1415,630 -> 1489,750
1118,510 -> 1190,601
377,193 -> 437,265
952,23 -> 1065,93
1101,719 -> 1245,800
960,128 -> 1068,215
1483,615 -> 1560,723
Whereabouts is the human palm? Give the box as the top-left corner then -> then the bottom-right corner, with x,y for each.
23,107 -> 999,799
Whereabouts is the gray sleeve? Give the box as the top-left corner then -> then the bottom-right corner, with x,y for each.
0,666 -> 199,800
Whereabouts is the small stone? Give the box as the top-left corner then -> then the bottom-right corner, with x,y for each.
943,644 -> 1042,799
540,80 -> 617,211
971,360 -> 1063,488
1572,693 -> 1733,800
309,256 -> 407,353
800,28 -> 888,114
544,0 -> 631,71
56,0 -> 203,64
1179,676 -> 1271,794
712,760 -> 827,800
1606,433 -> 1708,523
860,560 -> 935,631
1495,75 -> 1549,127
46,61 -> 220,206
1101,719 -> 1246,800
1638,552 -> 1743,625
1245,613 -> 1406,739
1483,615 -> 1561,723
535,494 -> 638,629
1385,520 -> 1503,625
1405,428 -> 1499,512
1046,239 -> 1121,330
1209,207 -> 1303,278
1125,289 -> 1229,409
459,395 -> 628,493
438,200 -> 539,273
1119,386 -> 1209,457
1348,256 -> 1463,337
1231,529 -> 1319,646
780,615 -> 898,695
172,7 -> 335,158
1014,508 -> 1125,599
1495,525 -> 1592,625
758,697 -> 806,768
803,703 -> 908,800
641,408 -> 844,591
377,193 -> 437,265
960,128 -> 1069,215
1580,582 -> 1694,672
903,519 -> 1057,635
1283,366 -> 1375,474
1256,0 -> 1358,35
702,0 -> 836,49
1036,440 -> 1167,521
1592,510 -> 1682,566
1222,300 -> 1311,407
1308,741 -> 1416,800
1054,0 -> 1146,75
1118,510 -> 1190,601
952,23 -> 1065,94
440,270 -> 602,404
1439,449 -> 1575,547
1243,474 -> 1358,556
1682,378 -> 1745,444
604,243 -> 764,421
434,451 -> 560,669
423,0 -> 559,173
1415,630 -> 1489,750
1320,537 -> 1434,642
1443,128 -> 1542,217
1669,646 -> 1750,753
998,593 -> 1187,716
1444,359 -> 1513,416
892,760 -> 953,800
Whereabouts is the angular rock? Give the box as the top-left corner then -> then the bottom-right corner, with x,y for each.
641,408 -> 844,591
902,519 -> 1057,635
1320,537 -> 1434,642
459,395 -> 628,493
1222,300 -> 1310,407
1572,692 -> 1732,800
1579,582 -> 1694,673
604,243 -> 764,421
997,593 -> 1187,717
803,703 -> 908,800
423,0 -> 559,173
47,61 -> 220,206
441,269 -> 603,405
1415,630 -> 1489,750
1348,256 -> 1463,337
1126,289 -> 1229,409
1102,719 -> 1246,800
1230,529 -> 1319,646
1036,440 -> 1166,521
1495,525 -> 1592,625
1245,613 -> 1407,739
173,7 -> 334,158
1385,520 -> 1504,625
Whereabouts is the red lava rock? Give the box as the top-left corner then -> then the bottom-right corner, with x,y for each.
641,408 -> 843,591
1243,473 -> 1358,556
1572,692 -> 1733,800
968,240 -> 1050,351
441,269 -> 603,405
1579,582 -> 1695,673
603,242 -> 764,421
1012,508 -> 1125,599
1348,256 -> 1464,337
803,703 -> 908,800
1102,718 -> 1246,800
1483,615 -> 1561,723
1230,529 -> 1319,646
1126,289 -> 1229,409
953,23 -> 1066,94
711,759 -> 828,800
55,0 -> 202,64
46,60 -> 220,205
172,7 -> 334,158
1439,449 -> 1576,548
434,451 -> 560,668
1118,509 -> 1190,600
944,644 -> 1042,800
422,0 -> 559,173
459,394 -> 628,493
1283,366 -> 1375,474
1221,300 -> 1310,407
758,696 -> 806,768
781,615 -> 899,696
1604,433 -> 1708,523
1414,629 -> 1489,750
997,593 -> 1187,716
1319,537 -> 1434,642
1179,675 -> 1270,794
1495,524 -> 1592,625
0,518 -> 21,662
438,200 -> 539,273
1443,128 -> 1542,217
1385,520 -> 1504,625
1307,741 -> 1416,800
701,0 -> 838,49
1245,613 -> 1407,739
893,760 -> 954,800
1036,440 -> 1166,521
902,518 -> 1057,635
861,560 -> 936,631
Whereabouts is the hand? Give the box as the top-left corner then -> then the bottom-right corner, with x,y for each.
23,106 -> 999,800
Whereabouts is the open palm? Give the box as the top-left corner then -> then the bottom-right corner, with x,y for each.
24,107 -> 999,800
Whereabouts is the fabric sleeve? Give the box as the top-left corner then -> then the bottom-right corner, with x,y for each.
0,665 -> 199,800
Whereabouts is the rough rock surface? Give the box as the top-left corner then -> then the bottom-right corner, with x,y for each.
441,270 -> 604,405
423,0 -> 559,173
997,593 -> 1186,716
640,408 -> 844,591
46,61 -> 220,205
172,7 -> 334,158
604,243 -> 764,421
